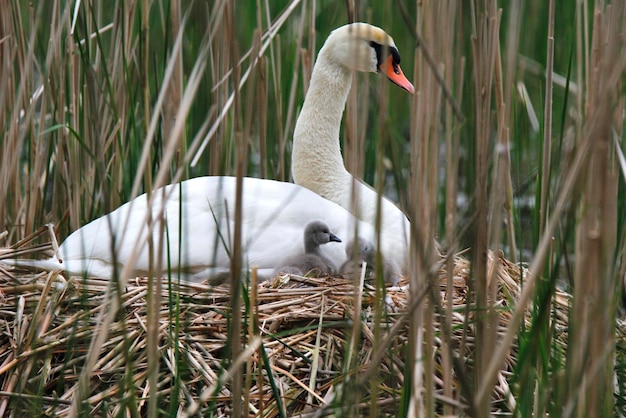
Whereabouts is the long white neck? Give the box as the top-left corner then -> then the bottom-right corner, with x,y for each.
291,40 -> 410,270
292,50 -> 353,198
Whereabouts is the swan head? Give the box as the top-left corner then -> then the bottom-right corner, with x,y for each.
324,22 -> 415,94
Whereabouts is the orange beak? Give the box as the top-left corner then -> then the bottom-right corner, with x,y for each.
381,55 -> 415,94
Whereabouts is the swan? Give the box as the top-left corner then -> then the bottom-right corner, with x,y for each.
3,177 -> 376,282
292,22 -> 414,274
3,23 -> 413,283
272,220 -> 342,277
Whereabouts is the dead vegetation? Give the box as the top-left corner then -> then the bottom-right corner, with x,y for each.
0,244 -> 584,417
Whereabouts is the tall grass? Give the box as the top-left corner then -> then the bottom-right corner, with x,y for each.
1,0 -> 626,416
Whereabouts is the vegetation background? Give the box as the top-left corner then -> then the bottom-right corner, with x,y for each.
1,0 -> 625,416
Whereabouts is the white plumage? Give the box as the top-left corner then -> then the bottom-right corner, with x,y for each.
7,177 -> 372,281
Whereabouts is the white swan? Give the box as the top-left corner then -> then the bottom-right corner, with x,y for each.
4,177 -> 375,281
272,220 -> 342,277
292,22 -> 414,274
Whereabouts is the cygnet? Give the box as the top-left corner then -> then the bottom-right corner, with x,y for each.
341,237 -> 403,286
340,237 -> 375,277
272,220 -> 342,277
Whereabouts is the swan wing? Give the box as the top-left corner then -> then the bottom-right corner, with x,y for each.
56,176 -> 372,279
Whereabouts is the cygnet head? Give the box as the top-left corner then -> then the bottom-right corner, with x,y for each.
341,237 -> 403,286
271,221 -> 342,278
341,237 -> 375,278
322,22 -> 415,94
345,237 -> 375,263
304,220 -> 341,253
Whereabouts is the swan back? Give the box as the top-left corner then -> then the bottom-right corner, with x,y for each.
12,177 -> 373,281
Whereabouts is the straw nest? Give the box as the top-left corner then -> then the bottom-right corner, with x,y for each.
0,242 -> 581,416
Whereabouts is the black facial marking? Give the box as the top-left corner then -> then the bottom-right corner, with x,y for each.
369,41 -> 402,71
369,41 -> 383,68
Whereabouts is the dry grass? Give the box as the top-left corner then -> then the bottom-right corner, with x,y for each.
0,240 -> 586,417
2,0 -> 626,416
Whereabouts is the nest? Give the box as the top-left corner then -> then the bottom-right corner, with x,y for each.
0,245 -> 576,416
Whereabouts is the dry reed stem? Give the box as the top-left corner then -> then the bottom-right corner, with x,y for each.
568,4 -> 624,415
469,1 -> 501,415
